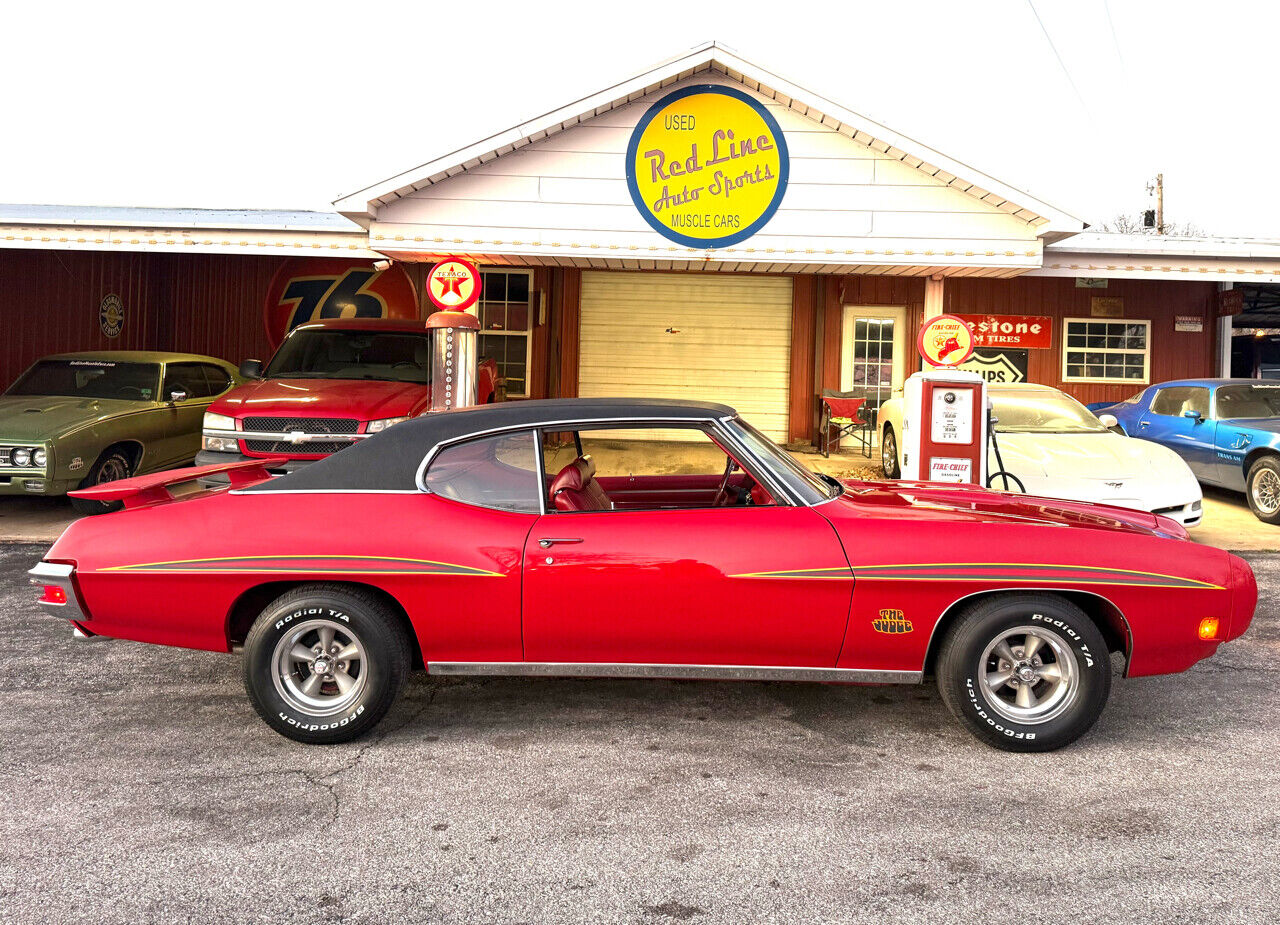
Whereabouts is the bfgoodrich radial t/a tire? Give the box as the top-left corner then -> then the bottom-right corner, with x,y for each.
936,593 -> 1111,752
243,585 -> 412,744
1245,456 -> 1280,525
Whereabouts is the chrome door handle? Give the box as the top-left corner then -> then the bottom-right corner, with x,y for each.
538,537 -> 583,548
1139,421 -> 1150,427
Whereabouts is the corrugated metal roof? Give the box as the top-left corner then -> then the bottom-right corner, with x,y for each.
0,203 -> 361,232
1047,231 -> 1280,260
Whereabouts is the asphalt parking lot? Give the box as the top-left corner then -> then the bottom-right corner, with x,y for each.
1,542 -> 1277,925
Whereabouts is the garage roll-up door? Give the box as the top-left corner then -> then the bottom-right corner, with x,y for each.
578,272 -> 793,440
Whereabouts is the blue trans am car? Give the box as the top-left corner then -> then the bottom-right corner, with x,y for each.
1090,379 -> 1280,523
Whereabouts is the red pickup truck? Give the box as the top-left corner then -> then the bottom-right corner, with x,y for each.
196,318 -> 497,477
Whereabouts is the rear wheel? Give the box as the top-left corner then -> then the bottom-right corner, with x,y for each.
243,585 -> 412,744
936,593 -> 1110,752
1246,456 -> 1280,524
69,448 -> 133,515
881,425 -> 901,479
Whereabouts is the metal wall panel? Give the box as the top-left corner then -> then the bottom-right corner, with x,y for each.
0,249 -> 164,387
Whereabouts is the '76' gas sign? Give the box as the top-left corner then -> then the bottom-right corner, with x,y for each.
262,258 -> 419,347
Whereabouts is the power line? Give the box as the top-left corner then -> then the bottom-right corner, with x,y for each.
1102,0 -> 1126,72
1027,0 -> 1091,115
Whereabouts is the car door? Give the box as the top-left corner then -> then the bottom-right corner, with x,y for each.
158,362 -> 214,467
522,424 -> 854,668
1139,386 -> 1216,478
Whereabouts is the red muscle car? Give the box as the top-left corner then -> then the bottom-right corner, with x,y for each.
30,398 -> 1256,751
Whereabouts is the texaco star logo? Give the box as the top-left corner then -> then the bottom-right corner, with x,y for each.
426,257 -> 482,312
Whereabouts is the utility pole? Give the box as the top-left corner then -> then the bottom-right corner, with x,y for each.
1146,173 -> 1165,234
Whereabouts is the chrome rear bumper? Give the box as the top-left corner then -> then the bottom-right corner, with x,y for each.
29,561 -> 90,623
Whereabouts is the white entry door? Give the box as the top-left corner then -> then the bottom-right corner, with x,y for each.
840,306 -> 907,438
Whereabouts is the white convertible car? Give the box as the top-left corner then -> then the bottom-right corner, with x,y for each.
876,382 -> 1203,526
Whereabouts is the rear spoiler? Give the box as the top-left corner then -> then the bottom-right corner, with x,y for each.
68,458 -> 288,510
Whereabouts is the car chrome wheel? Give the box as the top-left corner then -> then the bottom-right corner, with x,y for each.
271,619 -> 368,718
97,456 -> 129,483
978,625 -> 1079,725
1252,467 -> 1280,515
882,429 -> 897,474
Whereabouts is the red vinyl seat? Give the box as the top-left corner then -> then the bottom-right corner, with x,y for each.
549,455 -> 613,512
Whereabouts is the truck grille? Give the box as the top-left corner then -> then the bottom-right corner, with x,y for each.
241,417 -> 360,456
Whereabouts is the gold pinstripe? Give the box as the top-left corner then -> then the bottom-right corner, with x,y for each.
99,554 -> 503,577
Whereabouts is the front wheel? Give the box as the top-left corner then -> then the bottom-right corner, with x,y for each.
1246,456 -> 1280,524
936,593 -> 1111,752
69,448 -> 133,515
243,585 -> 413,744
881,425 -> 901,479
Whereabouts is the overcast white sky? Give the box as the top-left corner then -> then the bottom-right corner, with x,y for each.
2,0 -> 1274,236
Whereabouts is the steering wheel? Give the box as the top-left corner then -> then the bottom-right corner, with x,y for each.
391,361 -> 419,369
118,387 -> 146,400
712,457 -> 739,507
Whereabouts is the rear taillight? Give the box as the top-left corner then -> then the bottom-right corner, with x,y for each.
40,585 -> 68,605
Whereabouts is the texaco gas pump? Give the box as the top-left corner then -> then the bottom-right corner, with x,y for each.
424,257 -> 483,413
426,311 -> 480,412
901,315 -> 988,485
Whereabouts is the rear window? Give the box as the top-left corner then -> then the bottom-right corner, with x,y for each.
424,431 -> 541,513
7,360 -> 160,400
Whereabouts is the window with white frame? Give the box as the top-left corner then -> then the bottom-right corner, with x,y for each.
477,269 -> 533,397
1062,318 -> 1150,383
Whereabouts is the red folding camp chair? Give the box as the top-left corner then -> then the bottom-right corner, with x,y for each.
820,390 -> 872,458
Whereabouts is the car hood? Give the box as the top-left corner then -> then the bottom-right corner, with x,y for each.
988,431 -> 1182,480
835,478 -> 1182,538
0,394 -> 143,441
209,377 -> 431,420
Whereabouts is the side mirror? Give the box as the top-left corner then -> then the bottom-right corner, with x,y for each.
239,359 -> 263,379
1182,409 -> 1203,422
1098,413 -> 1119,428
168,388 -> 188,403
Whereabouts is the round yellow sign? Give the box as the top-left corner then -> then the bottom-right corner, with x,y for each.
626,85 -> 789,248
917,315 -> 976,367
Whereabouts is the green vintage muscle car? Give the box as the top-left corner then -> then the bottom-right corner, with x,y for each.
0,351 -> 241,513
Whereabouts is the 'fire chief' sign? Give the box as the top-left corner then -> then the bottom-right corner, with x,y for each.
955,314 -> 1053,350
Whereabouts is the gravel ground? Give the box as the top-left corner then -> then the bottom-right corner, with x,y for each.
0,542 -> 1276,925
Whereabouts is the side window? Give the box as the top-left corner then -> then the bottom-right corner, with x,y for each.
163,362 -> 209,399
201,364 -> 232,396
424,431 -> 541,513
1151,387 -> 1209,417
541,425 -> 774,512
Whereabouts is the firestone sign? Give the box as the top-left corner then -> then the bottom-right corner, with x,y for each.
626,85 -> 789,248
954,314 -> 1053,350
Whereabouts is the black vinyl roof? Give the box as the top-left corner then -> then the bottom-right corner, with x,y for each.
245,398 -> 738,492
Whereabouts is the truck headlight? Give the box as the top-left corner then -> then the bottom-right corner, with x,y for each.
11,448 -> 30,467
366,416 -> 410,434
32,448 -> 46,468
202,412 -> 239,452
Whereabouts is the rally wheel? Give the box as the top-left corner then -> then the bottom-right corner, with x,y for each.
881,425 -> 901,479
69,448 -> 133,515
1246,456 -> 1280,525
936,593 -> 1111,752
243,585 -> 412,744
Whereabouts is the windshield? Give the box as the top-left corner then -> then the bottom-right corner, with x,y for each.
1215,384 -> 1280,419
723,417 -> 836,504
265,330 -> 432,383
992,389 -> 1108,434
6,359 -> 160,400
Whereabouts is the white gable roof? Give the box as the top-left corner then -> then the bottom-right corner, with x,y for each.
336,42 -> 1084,239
